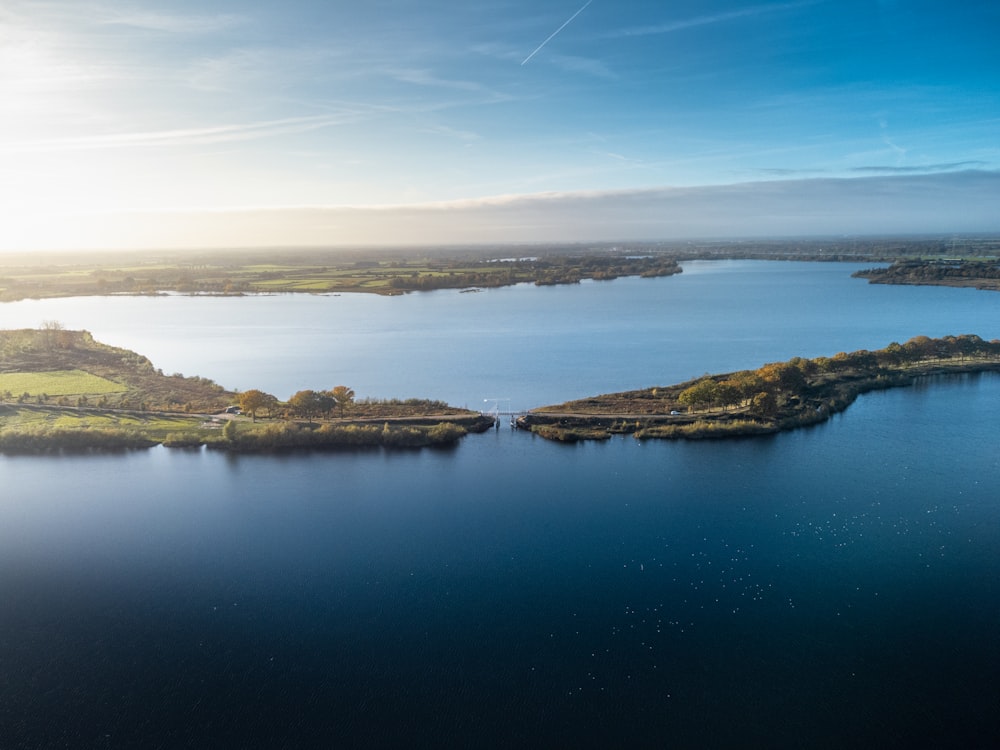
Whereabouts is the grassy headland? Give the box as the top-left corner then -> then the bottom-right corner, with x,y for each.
0,328 -> 491,453
520,335 -> 1000,441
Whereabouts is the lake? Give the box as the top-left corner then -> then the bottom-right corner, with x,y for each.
5,260 -> 1000,407
1,262 -> 998,748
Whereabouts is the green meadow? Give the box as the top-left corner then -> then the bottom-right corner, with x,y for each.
0,370 -> 127,397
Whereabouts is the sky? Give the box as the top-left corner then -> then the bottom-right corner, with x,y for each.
1,0 -> 999,251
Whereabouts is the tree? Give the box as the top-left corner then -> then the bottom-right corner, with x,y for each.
315,391 -> 336,418
678,378 -> 719,411
238,389 -> 277,422
903,335 -> 935,362
845,349 -> 878,372
877,342 -> 905,367
714,380 -> 742,410
750,391 -> 778,418
40,320 -> 65,351
288,389 -> 322,419
756,361 -> 806,392
330,385 -> 355,418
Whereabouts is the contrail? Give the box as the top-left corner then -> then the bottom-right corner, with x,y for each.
521,0 -> 593,65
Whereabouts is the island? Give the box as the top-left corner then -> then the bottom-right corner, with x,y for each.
519,334 -> 1000,441
0,327 -> 493,453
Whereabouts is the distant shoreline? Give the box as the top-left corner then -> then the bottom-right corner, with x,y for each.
3,238 -> 999,302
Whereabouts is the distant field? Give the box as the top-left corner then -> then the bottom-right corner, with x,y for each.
0,370 -> 126,396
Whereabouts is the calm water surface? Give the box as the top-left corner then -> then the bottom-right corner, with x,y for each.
1,262 -> 999,747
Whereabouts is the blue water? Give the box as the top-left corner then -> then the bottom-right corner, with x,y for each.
1,262 -> 999,747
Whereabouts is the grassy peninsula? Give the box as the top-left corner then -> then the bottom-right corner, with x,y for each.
0,328 -> 491,453
520,335 -> 1000,441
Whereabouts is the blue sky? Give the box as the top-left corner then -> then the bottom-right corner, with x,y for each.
1,0 -> 998,250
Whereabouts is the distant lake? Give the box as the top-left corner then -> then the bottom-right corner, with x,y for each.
1,262 -> 999,747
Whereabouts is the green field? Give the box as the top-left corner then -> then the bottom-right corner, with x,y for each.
0,370 -> 126,396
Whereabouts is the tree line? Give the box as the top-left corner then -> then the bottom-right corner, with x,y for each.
676,334 -> 1000,415
237,385 -> 356,422
855,260 -> 1000,285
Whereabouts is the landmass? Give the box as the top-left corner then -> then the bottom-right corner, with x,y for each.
2,235 -> 999,301
519,335 -> 1000,441
853,259 -> 1000,291
0,328 -> 492,453
4,328 -> 1000,452
0,248 -> 681,301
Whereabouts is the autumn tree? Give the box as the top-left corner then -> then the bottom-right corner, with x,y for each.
749,391 -> 778,418
288,389 -> 322,419
238,389 -> 278,422
330,385 -> 355,418
678,378 -> 719,411
756,361 -> 806,392
315,391 -> 336,418
877,342 -> 905,367
903,336 -> 935,362
713,380 -> 742,410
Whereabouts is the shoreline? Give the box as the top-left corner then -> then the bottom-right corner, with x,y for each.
0,406 -> 496,454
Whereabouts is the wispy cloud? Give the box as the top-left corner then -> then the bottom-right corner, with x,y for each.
546,54 -> 617,80
99,11 -> 246,34
390,68 -> 489,93
608,0 -> 819,38
752,167 -> 824,176
186,46 -> 345,92
419,124 -> 483,142
1,114 -> 357,153
851,161 -> 989,174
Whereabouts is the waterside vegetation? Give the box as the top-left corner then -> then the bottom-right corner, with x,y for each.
521,335 -> 1000,441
